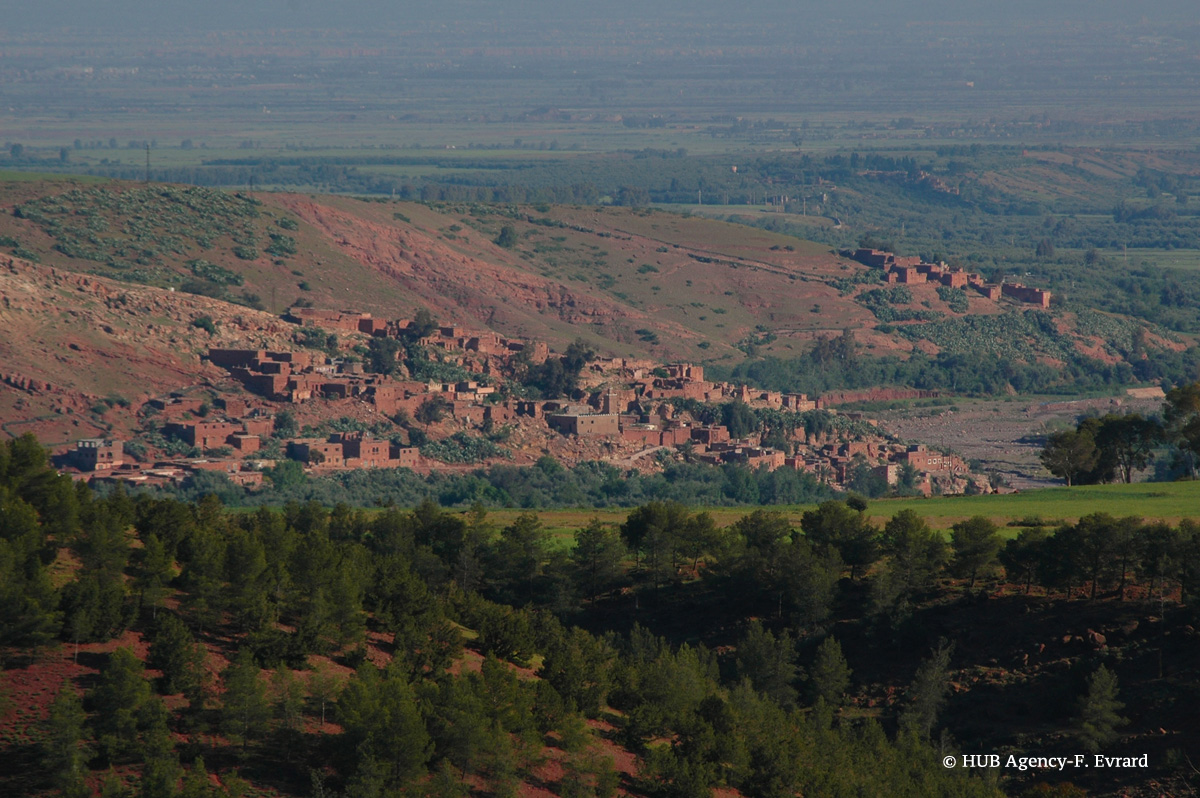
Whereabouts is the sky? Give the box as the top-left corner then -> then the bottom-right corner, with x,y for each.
6,0 -> 1197,33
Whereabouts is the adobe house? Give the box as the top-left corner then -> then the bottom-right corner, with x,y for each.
167,421 -> 242,450
74,439 -> 124,471
690,426 -> 730,446
939,270 -> 969,288
1001,283 -> 1052,308
242,417 -> 275,437
207,349 -> 266,369
852,249 -> 895,268
546,412 -> 621,437
227,434 -> 260,454
391,446 -> 421,468
339,432 -> 393,468
893,266 -> 927,284
667,363 -> 705,381
289,439 -> 345,467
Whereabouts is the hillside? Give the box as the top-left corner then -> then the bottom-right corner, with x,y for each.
0,255 -> 303,448
3,445 -> 1199,798
0,176 -> 1177,379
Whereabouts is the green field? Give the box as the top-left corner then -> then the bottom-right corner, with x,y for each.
476,480 -> 1200,541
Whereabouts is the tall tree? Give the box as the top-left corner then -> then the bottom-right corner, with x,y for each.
308,663 -> 343,727
1077,666 -> 1127,753
734,620 -> 798,708
950,516 -> 1001,589
1039,429 -> 1099,486
900,639 -> 954,739
808,636 -> 852,707
493,512 -> 551,606
148,614 -> 202,696
220,649 -> 270,749
134,534 -> 173,620
1164,381 -> 1200,477
571,520 -> 626,603
43,682 -> 90,798
999,528 -> 1049,593
1093,413 -> 1164,484
90,647 -> 152,762
138,696 -> 182,798
337,663 -> 432,788
880,510 -> 948,597
800,500 -> 878,579
271,667 -> 307,759
0,490 -> 61,650
1075,513 -> 1120,600
1138,523 -> 1181,601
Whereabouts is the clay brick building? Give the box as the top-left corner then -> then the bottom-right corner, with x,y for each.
893,265 -> 927,284
690,426 -> 730,446
939,270 -> 969,288
227,434 -> 261,454
1001,282 -> 1052,308
289,439 -> 346,467
168,421 -> 242,450
546,412 -> 621,437
74,439 -> 124,471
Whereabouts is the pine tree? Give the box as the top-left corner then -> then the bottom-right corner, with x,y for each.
43,681 -> 90,798
307,663 -> 342,727
91,647 -> 152,762
881,510 -> 949,596
571,520 -> 626,603
148,614 -> 203,695
178,528 -> 225,634
950,516 -> 1002,589
134,533 -> 173,620
179,758 -> 214,798
809,636 -> 852,707
900,639 -> 954,739
222,531 -> 273,633
337,663 -> 432,787
220,649 -> 270,749
99,770 -> 130,798
800,500 -> 879,580
0,489 -> 61,650
60,569 -> 130,649
734,620 -> 798,707
1077,666 -> 1127,752
325,557 -> 367,649
138,696 -> 181,798
270,667 -> 306,758
999,528 -> 1050,594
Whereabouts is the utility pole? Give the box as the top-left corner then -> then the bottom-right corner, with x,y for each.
144,143 -> 151,183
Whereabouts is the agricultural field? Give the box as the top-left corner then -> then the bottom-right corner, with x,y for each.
478,479 -> 1200,538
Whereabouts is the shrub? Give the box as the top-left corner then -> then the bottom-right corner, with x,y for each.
192,316 -> 217,334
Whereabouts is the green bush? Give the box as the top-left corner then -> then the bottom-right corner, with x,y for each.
192,315 -> 217,334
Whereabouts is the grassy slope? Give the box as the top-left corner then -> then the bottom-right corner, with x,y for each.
0,174 -> 1176,393
0,176 -> 1002,363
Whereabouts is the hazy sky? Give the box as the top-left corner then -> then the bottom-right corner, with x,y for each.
7,0 -> 1197,32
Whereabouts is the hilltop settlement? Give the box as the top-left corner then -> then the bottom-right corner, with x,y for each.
56,301 -> 989,497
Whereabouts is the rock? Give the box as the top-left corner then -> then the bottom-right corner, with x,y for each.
1087,630 -> 1107,648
